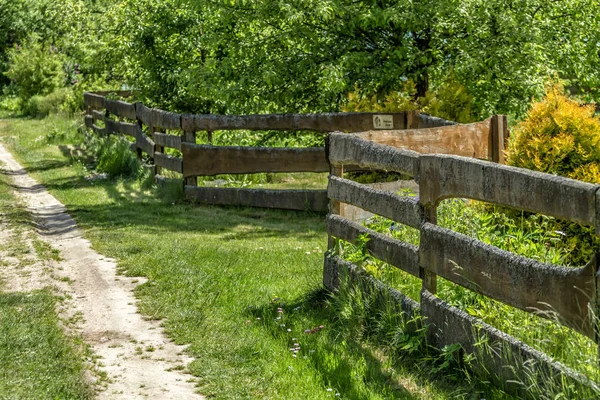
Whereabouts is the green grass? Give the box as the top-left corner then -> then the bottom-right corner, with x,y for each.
0,113 -> 516,398
354,197 -> 600,383
0,290 -> 92,399
0,153 -> 91,399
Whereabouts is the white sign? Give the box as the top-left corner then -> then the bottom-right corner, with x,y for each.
373,115 -> 394,130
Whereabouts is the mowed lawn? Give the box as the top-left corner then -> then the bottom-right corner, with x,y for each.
0,113 -> 508,399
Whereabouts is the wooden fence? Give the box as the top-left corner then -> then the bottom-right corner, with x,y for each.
83,92 -> 507,212
324,132 -> 599,394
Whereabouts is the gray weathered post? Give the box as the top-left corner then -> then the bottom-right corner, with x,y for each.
182,130 -> 197,187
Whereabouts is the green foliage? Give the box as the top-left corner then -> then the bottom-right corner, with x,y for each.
5,38 -> 66,104
102,0 -> 600,118
343,76 -> 477,123
507,82 -> 600,183
86,135 -> 141,178
21,87 -> 82,118
341,197 -> 599,387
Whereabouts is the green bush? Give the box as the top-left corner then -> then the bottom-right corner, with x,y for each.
22,88 -> 81,118
5,38 -> 66,105
86,135 -> 141,178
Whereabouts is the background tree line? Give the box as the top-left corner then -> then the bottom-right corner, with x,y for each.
1,0 -> 599,121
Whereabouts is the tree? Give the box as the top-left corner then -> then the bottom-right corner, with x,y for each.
102,0 -> 600,118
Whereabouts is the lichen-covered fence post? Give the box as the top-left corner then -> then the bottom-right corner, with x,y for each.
182,130 -> 198,187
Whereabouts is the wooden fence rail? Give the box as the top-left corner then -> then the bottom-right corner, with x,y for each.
84,92 -> 506,212
324,131 -> 599,395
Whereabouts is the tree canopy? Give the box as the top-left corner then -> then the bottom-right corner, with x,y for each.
1,0 -> 599,118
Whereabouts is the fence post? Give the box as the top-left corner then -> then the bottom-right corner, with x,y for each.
406,110 -> 420,129
327,165 -> 344,250
154,126 -> 163,176
182,130 -> 197,187
490,115 -> 507,164
421,205 -> 437,294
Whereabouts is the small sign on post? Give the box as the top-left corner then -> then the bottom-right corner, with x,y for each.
373,115 -> 394,130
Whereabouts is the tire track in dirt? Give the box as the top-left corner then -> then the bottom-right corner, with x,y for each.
0,143 -> 204,399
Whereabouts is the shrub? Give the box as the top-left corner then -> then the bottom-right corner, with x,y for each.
22,88 -> 81,118
86,135 -> 141,178
5,38 -> 66,105
507,82 -> 600,183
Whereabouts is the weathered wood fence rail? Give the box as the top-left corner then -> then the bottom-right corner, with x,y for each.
325,131 -> 599,394
84,92 -> 506,212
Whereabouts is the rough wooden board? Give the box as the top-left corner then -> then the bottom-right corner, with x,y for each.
135,102 -> 153,127
353,118 -> 492,160
105,99 -> 136,120
185,186 -> 328,212
328,176 -> 421,228
181,112 -> 410,133
136,131 -> 155,157
92,109 -> 105,121
152,109 -> 181,130
327,215 -> 420,277
153,132 -> 182,151
417,113 -> 457,128
154,152 -> 183,173
113,121 -> 139,137
181,144 -> 328,178
341,181 -> 420,223
420,223 -> 596,338
419,154 -> 599,226
92,124 -> 106,136
327,133 -> 420,178
104,118 -> 118,135
89,90 -> 136,98
83,92 -> 105,110
84,115 -> 93,128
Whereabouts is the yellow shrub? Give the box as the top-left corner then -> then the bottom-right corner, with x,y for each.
507,83 -> 600,183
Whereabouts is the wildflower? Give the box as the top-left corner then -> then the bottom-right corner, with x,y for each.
327,388 -> 333,392
277,308 -> 283,313
287,328 -> 292,332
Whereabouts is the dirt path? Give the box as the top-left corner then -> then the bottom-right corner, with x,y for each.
0,143 -> 203,399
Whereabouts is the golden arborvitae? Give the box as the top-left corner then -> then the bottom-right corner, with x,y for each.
507,82 -> 600,183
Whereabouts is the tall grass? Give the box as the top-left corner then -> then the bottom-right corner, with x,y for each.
340,195 -> 600,388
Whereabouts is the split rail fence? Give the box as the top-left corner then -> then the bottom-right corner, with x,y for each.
324,131 -> 600,394
83,92 -> 507,212
83,91 -> 593,394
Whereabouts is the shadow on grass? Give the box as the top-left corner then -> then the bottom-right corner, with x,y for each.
246,287 -> 495,400
5,160 -> 326,239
